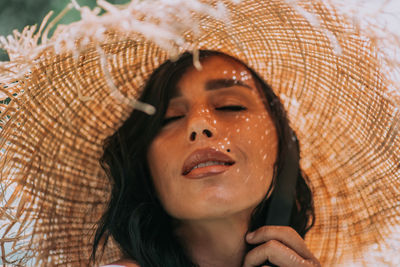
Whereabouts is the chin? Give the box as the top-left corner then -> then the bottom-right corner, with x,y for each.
173,201 -> 257,221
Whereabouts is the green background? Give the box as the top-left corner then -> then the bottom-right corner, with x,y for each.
0,0 -> 128,61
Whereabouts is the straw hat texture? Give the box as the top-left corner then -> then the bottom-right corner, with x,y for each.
0,0 -> 399,266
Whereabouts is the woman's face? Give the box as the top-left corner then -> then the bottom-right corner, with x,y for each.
147,55 -> 278,221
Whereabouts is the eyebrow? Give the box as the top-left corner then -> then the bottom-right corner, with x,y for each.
171,78 -> 252,98
205,78 -> 252,91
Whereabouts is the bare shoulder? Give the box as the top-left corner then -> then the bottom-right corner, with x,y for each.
101,258 -> 140,267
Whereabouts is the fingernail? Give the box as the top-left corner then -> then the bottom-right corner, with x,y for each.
246,232 -> 254,240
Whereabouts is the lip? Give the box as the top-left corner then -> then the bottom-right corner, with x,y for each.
182,147 -> 235,178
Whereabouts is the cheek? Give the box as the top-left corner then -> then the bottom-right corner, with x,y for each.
147,128 -> 181,175
229,112 -> 278,184
147,131 -> 192,217
147,136 -> 176,198
147,137 -> 165,176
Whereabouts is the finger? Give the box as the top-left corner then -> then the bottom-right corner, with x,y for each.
243,239 -> 319,267
246,226 -> 315,261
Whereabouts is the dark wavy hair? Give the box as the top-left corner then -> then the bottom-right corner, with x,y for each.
91,50 -> 315,266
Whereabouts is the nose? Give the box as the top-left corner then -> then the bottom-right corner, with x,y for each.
187,111 -> 216,142
189,128 -> 213,141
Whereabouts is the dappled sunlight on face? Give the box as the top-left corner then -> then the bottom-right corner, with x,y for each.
147,55 -> 278,221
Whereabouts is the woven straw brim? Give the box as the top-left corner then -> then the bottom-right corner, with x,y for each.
1,0 -> 399,266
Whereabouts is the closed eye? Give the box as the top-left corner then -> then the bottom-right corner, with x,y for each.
162,106 -> 246,126
162,115 -> 184,126
215,105 -> 247,111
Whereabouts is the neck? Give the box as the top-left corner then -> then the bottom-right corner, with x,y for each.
175,210 -> 252,267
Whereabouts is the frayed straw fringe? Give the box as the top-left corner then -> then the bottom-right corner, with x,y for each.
0,0 -> 233,114
0,0 -> 400,106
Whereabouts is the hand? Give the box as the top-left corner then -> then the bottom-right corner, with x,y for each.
243,226 -> 321,267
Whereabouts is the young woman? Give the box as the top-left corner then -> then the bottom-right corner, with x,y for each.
93,50 -> 320,267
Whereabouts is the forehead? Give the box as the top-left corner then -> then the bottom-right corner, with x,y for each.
180,55 -> 251,83
172,55 -> 256,97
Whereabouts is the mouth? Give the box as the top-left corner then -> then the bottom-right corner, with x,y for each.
183,161 -> 235,176
182,148 -> 236,178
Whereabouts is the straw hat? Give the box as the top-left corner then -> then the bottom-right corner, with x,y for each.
0,0 -> 399,266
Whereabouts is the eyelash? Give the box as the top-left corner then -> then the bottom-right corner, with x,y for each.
215,105 -> 247,111
162,105 -> 247,126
